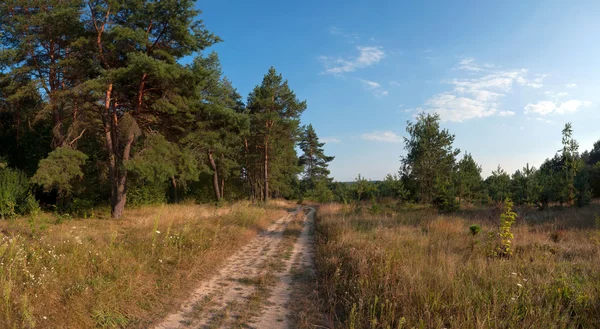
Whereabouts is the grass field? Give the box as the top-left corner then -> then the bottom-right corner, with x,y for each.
315,201 -> 600,329
0,201 -> 292,328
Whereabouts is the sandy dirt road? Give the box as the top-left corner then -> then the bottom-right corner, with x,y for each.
154,206 -> 316,329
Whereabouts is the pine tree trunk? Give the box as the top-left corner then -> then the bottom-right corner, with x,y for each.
264,139 -> 269,203
208,151 -> 221,202
112,131 -> 134,218
171,175 -> 178,203
221,177 -> 225,199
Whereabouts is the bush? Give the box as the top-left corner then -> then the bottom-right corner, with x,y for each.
433,191 -> 459,213
0,167 -> 29,219
31,147 -> 88,208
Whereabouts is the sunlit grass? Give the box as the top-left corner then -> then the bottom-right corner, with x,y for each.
0,201 -> 292,328
315,202 -> 600,329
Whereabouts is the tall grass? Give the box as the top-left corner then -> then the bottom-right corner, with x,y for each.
315,202 -> 600,329
0,201 -> 291,328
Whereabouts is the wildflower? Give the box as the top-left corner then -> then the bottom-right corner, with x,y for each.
156,230 -> 161,234
43,316 -> 47,320
159,259 -> 163,263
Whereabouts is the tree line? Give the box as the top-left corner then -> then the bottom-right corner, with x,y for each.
332,113 -> 599,212
0,0 -> 334,218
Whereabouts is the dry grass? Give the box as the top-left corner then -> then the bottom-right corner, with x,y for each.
0,200 -> 293,328
315,202 -> 600,329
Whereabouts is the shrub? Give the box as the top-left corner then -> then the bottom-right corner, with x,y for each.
497,198 -> 517,257
0,167 -> 29,219
31,147 -> 88,208
433,191 -> 460,213
469,224 -> 481,236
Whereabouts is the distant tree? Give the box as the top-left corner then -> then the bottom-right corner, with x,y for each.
574,168 -> 592,207
510,164 -> 540,206
456,153 -> 483,204
352,174 -> 377,201
400,113 -> 460,203
561,123 -> 581,205
486,165 -> 511,202
378,174 -> 408,200
299,124 -> 335,186
582,139 -> 600,166
298,124 -> 335,201
246,67 -> 306,202
536,155 -> 568,207
183,54 -> 248,202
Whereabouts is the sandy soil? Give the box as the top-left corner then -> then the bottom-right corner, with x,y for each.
154,206 -> 316,329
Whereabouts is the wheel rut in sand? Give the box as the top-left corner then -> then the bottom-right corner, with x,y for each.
154,206 -> 316,329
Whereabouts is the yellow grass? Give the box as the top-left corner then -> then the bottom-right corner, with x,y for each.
315,202 -> 600,329
0,200 -> 293,328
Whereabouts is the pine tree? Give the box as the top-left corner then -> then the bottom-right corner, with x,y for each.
486,165 -> 511,202
82,0 -> 219,217
456,153 -> 483,204
246,67 -> 306,202
561,123 -> 581,205
401,113 -> 460,203
0,0 -> 88,148
299,124 -> 335,187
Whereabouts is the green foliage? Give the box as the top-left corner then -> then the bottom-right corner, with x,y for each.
401,113 -> 460,203
299,124 -> 335,201
244,67 -> 306,202
0,167 -> 29,219
352,174 -> 378,201
561,122 -> 581,205
575,168 -> 593,207
432,180 -> 460,213
32,147 -> 87,198
457,153 -> 483,204
302,180 -> 335,203
486,165 -> 511,202
497,199 -> 518,257
378,174 -> 408,200
469,224 -> 481,236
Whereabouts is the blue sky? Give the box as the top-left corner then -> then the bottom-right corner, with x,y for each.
196,0 -> 600,181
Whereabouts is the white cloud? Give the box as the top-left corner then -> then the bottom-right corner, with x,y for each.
524,99 -> 591,115
418,58 -> 548,122
359,79 -> 380,89
389,81 -> 401,87
359,79 -> 388,97
524,101 -> 556,115
361,131 -> 402,143
566,83 -> 577,88
498,111 -> 515,116
320,46 -> 385,74
457,58 -> 483,71
544,91 -> 568,98
321,137 -> 341,144
422,93 -> 497,122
